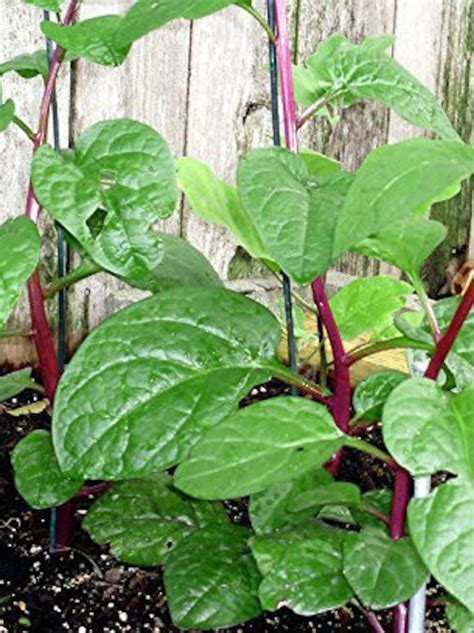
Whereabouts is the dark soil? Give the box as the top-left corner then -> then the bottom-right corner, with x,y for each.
0,380 -> 450,632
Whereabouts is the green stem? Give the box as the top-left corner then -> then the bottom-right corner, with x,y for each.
238,2 -> 276,43
272,366 -> 330,404
360,503 -> 391,527
296,91 -> 344,129
43,261 -> 102,299
0,328 -> 32,340
344,336 -> 433,367
344,437 -> 397,468
13,115 -> 36,142
410,273 -> 441,344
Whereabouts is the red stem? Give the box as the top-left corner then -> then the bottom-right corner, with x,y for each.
24,0 -> 79,546
389,281 -> 474,632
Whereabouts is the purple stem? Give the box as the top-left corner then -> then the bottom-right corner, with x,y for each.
24,0 -> 79,547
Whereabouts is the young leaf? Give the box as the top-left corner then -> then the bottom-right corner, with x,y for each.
329,276 -> 413,340
83,473 -> 228,566
353,370 -> 407,422
0,217 -> 41,328
383,379 -> 474,480
12,431 -> 83,509
0,98 -> 15,133
53,287 -> 281,480
289,482 -> 361,512
294,35 -> 459,140
0,50 -> 49,80
164,524 -> 262,630
249,469 -> 334,535
174,397 -> 345,499
354,217 -> 447,278
334,139 -> 474,257
446,597 -> 474,633
408,479 -> 474,613
32,119 -> 177,289
0,368 -> 42,402
298,149 -> 340,176
343,530 -> 429,609
177,156 -> 271,261
351,489 -> 392,532
238,147 -> 354,282
250,521 -> 353,615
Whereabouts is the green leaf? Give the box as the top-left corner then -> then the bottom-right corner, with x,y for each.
446,597 -> 474,633
177,157 -> 270,261
289,482 -> 361,512
351,489 -> 392,532
0,368 -> 42,402
298,149 -> 340,177
334,139 -> 474,257
24,0 -> 61,10
250,521 -> 353,614
12,430 -> 83,509
294,35 -> 459,140
164,524 -> 262,629
83,473 -> 228,566
0,217 -> 41,328
355,217 -> 447,278
0,50 -> 49,79
329,276 -> 413,340
353,370 -> 407,422
32,119 -> 177,289
249,469 -> 333,535
53,286 -> 280,480
41,17 -> 132,67
141,232 -> 222,293
174,397 -> 345,500
383,378 -> 474,480
0,98 -> 15,132
343,530 -> 429,609
238,147 -> 354,283
408,479 -> 474,612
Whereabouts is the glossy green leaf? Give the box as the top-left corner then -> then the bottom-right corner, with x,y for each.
249,469 -> 333,535
32,119 -> 177,289
83,473 -> 228,566
329,276 -> 413,340
294,35 -> 459,140
0,217 -> 41,328
250,521 -> 353,615
41,17 -> 131,67
12,431 -> 83,509
177,156 -> 270,260
383,378 -> 474,480
238,147 -> 354,283
351,489 -> 392,532
0,98 -> 14,132
0,368 -> 42,402
0,50 -> 49,79
355,217 -> 447,277
53,286 -> 281,480
164,524 -> 262,629
290,482 -> 361,512
175,397 -> 345,499
408,479 -> 474,612
335,139 -> 474,257
353,370 -> 407,422
446,597 -> 474,633
343,530 -> 428,609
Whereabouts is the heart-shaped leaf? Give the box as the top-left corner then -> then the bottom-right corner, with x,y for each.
0,98 -> 14,133
329,276 -> 413,340
174,397 -> 345,499
334,139 -> 474,257
83,473 -> 228,566
0,50 -> 49,80
12,431 -> 83,509
408,479 -> 474,612
353,370 -> 407,422
250,521 -> 353,615
343,530 -> 428,609
164,524 -> 262,629
249,469 -> 333,535
238,147 -> 354,283
0,217 -> 41,328
383,378 -> 474,480
32,119 -> 177,289
53,286 -> 281,480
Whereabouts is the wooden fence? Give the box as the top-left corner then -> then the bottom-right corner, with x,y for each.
0,0 -> 472,367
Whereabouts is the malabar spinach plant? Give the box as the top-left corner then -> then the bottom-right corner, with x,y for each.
2,0 -> 474,631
